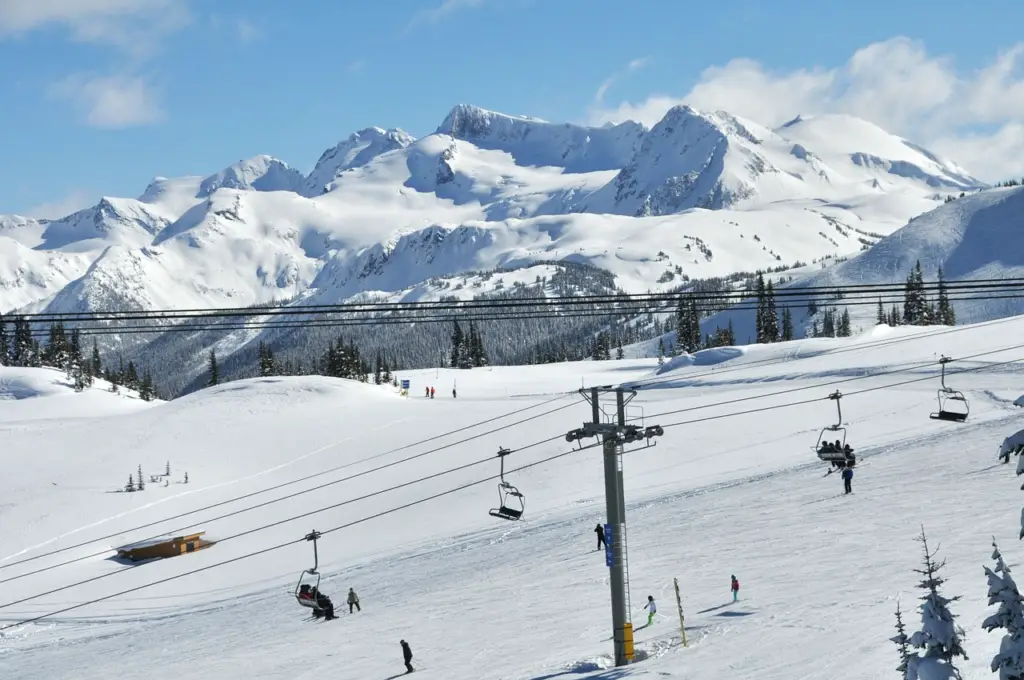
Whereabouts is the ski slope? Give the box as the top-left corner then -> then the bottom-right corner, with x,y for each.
3,318 -> 1024,678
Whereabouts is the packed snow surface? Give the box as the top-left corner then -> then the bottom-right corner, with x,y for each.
3,316 -> 1024,678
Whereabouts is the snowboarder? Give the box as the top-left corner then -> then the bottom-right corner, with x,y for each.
347,587 -> 360,613
841,466 -> 853,494
644,595 -> 656,625
731,575 -> 739,602
595,523 -> 605,551
400,639 -> 414,674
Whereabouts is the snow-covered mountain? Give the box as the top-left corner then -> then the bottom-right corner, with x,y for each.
0,103 -> 990,321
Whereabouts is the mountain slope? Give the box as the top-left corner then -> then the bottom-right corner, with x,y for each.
303,127 -> 416,197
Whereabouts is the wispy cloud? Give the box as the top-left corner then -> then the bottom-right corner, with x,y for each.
586,38 -> 1024,182
233,17 -> 262,44
24,189 -> 95,220
50,73 -> 164,128
404,0 -> 488,33
0,0 -> 190,57
593,56 -> 651,108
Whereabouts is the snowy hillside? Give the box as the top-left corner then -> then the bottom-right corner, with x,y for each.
0,104 -> 986,319
4,316 -> 1024,679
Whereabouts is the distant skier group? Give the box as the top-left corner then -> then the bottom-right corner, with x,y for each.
423,385 -> 457,399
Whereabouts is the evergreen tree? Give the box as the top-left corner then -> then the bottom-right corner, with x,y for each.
258,341 -> 277,377
936,267 -> 956,326
126,474 -> 135,492
90,341 -> 102,378
755,273 -> 767,343
763,280 -> 779,342
903,261 -> 930,326
139,372 -> 156,401
822,309 -> 836,337
615,339 -> 624,360
0,314 -> 8,365
983,539 -> 1024,679
725,319 -> 736,346
675,296 -> 701,354
125,361 -> 139,390
450,321 -> 465,368
892,601 -> 911,678
208,349 -> 220,387
374,351 -> 383,385
905,528 -> 968,679
838,309 -> 852,337
878,297 -> 886,325
781,307 -> 794,342
137,465 -> 145,491
657,339 -> 665,366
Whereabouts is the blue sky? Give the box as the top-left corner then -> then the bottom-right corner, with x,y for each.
2,0 -> 1023,216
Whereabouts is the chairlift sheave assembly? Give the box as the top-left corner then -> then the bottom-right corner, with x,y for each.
815,390 -> 856,470
295,530 -> 325,616
488,447 -> 525,521
930,356 -> 969,423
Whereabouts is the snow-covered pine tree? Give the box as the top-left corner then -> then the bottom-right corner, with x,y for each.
936,267 -> 955,326
904,261 -> 931,326
165,461 -> 171,477
905,528 -> 968,679
893,601 -> 911,678
125,361 -> 139,390
258,341 -> 277,377
615,340 -> 624,360
764,280 -> 779,342
374,351 -> 383,385
878,297 -> 887,325
208,349 -> 220,387
822,309 -> 836,337
983,538 -> 1024,679
657,339 -> 665,366
126,474 -> 134,492
137,465 -> 145,491
139,372 -> 155,401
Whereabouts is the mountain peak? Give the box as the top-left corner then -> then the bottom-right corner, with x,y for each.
197,155 -> 304,198
302,127 -> 416,197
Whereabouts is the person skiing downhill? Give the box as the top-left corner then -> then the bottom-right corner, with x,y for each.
731,575 -> 740,602
347,588 -> 360,613
595,523 -> 605,551
400,640 -> 414,674
841,466 -> 853,494
644,596 -> 656,625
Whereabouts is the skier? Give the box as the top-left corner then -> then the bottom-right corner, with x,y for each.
430,386 -> 435,399
347,587 -> 360,613
841,466 -> 853,494
300,585 -> 336,620
400,639 -> 414,674
731,575 -> 739,602
644,595 -> 656,626
425,386 -> 430,398
595,523 -> 605,551
452,387 -> 457,399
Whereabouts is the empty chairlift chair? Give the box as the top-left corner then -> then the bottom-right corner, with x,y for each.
815,390 -> 856,469
930,356 -> 970,423
489,447 -> 526,521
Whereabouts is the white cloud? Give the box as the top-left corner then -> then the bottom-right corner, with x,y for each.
587,37 -> 1024,182
404,0 -> 487,32
23,189 -> 94,220
593,56 -> 651,107
0,0 -> 189,55
50,73 -> 163,128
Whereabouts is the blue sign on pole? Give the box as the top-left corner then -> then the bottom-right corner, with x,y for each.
401,379 -> 410,389
604,524 -> 614,567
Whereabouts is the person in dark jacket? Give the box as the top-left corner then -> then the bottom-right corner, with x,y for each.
347,587 -> 360,613
595,523 -> 605,551
401,640 -> 414,673
841,466 -> 853,494
731,575 -> 740,602
306,586 -> 336,620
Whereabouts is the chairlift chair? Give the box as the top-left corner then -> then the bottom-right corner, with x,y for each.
295,530 -> 324,615
815,391 -> 856,469
930,356 -> 969,422
489,448 -> 526,521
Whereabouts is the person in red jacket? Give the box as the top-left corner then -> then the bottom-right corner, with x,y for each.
731,575 -> 740,602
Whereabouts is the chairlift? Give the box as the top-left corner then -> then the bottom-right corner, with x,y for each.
488,447 -> 525,521
930,356 -> 969,422
814,391 -> 856,469
294,530 -> 324,615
